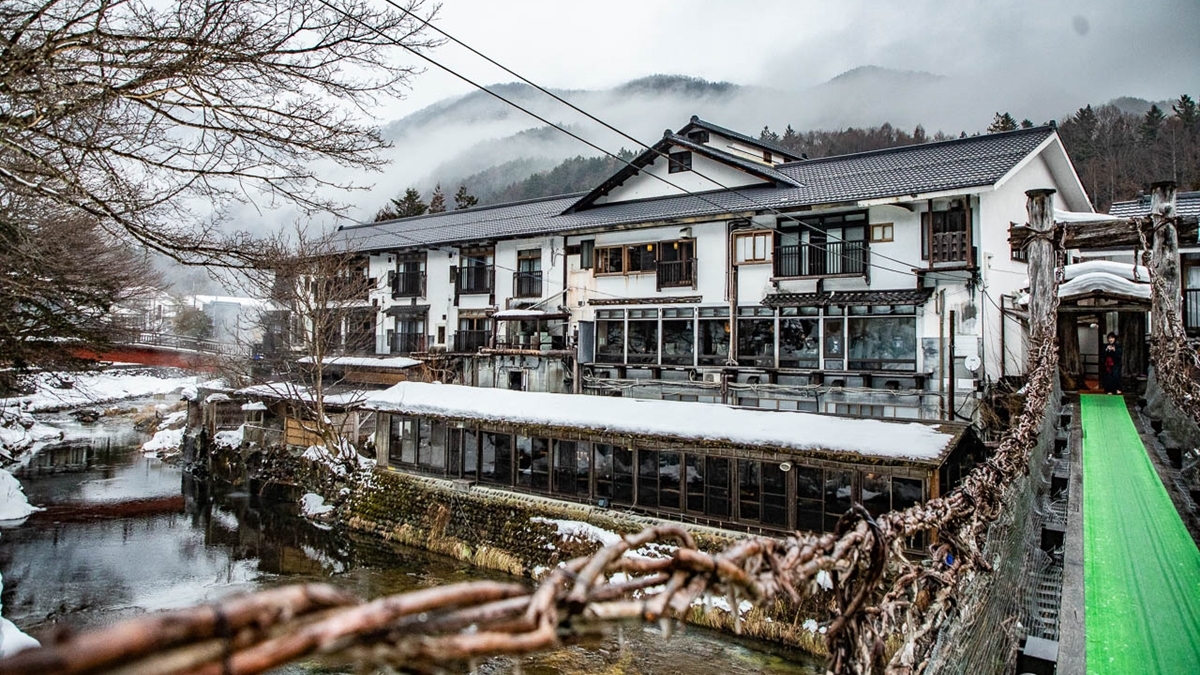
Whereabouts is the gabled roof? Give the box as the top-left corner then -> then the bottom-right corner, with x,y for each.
1109,191 -> 1200,219
562,130 -> 802,214
773,126 -> 1056,202
340,123 -> 1065,254
681,115 -> 804,161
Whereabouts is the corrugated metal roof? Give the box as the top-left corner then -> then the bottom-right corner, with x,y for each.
340,126 -> 1058,253
1108,191 -> 1200,218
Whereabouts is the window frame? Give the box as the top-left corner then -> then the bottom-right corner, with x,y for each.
734,230 -> 773,264
870,222 -> 894,243
667,151 -> 692,173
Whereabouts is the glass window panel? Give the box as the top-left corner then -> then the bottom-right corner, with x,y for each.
627,244 -> 657,272
661,319 -> 695,365
699,319 -> 730,366
795,466 -> 823,532
737,318 -> 775,366
705,456 -> 730,518
598,247 -> 624,273
685,454 -> 705,512
575,444 -> 591,496
738,459 -> 761,522
779,317 -> 820,368
481,432 -> 512,486
594,444 -> 613,500
824,318 -> 845,359
892,477 -> 924,511
824,470 -> 854,532
446,427 -> 461,476
627,320 -> 659,364
762,462 -> 789,527
596,320 -> 624,363
553,440 -> 579,495
613,447 -> 634,504
659,451 -> 681,510
516,436 -> 533,488
637,450 -> 659,508
417,418 -> 433,467
531,437 -> 550,491
463,428 -> 478,476
862,472 -> 891,517
847,316 -> 917,371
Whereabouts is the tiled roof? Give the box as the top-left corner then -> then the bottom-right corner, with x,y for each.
341,125 -> 1058,253
664,133 -> 803,188
762,288 -> 935,308
684,116 -> 804,161
1108,191 -> 1200,219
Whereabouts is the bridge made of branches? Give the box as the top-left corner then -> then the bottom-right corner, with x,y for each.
3,186 -> 1194,675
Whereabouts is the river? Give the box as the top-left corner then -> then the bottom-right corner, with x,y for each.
0,400 -> 822,674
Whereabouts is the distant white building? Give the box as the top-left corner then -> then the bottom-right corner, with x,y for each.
335,117 -> 1092,421
186,295 -> 267,347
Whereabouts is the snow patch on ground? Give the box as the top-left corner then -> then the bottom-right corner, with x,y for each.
141,427 -> 185,455
531,517 -> 672,560
3,369 -> 197,413
301,441 -> 370,476
300,493 -> 335,518
0,572 -> 39,657
0,409 -> 62,461
213,426 -> 245,449
695,593 -> 754,617
0,469 -> 39,521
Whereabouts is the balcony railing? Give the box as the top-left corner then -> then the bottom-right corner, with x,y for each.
930,229 -> 969,263
392,270 -> 426,298
455,330 -> 491,353
457,265 -> 494,295
773,240 -> 867,277
1185,289 -> 1200,335
513,270 -> 543,298
392,331 -> 426,354
656,258 -> 697,290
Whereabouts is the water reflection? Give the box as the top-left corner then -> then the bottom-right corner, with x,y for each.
1,409 -> 820,674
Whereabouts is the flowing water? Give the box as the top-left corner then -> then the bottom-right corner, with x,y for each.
0,401 -> 821,674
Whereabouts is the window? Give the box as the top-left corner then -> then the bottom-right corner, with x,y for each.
922,205 -> 969,263
595,309 -> 624,364
685,454 -> 705,513
795,466 -> 823,532
595,444 -> 633,505
393,252 -> 426,297
552,440 -> 591,496
737,307 -> 774,367
862,472 -> 890,517
704,456 -> 731,518
846,306 -> 917,371
480,431 -> 512,486
870,222 -> 894,243
457,246 -> 494,294
580,239 -> 596,269
627,308 -> 658,364
661,307 -> 694,366
516,436 -> 550,491
698,307 -> 730,366
515,249 -> 542,298
824,470 -> 854,532
775,211 -> 868,277
735,231 -> 772,264
779,307 -> 819,368
738,460 -> 789,527
668,151 -> 692,173
637,450 -> 681,510
462,428 -> 479,476
388,415 -> 417,466
457,316 -> 489,353
627,244 -> 656,273
763,149 -> 772,162
657,240 -> 695,289
596,246 -> 624,274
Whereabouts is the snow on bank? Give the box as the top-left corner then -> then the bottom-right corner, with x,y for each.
4,369 -> 198,413
300,493 -> 335,518
141,427 -> 185,455
301,441 -> 372,477
0,409 -> 62,461
0,469 -> 39,521
531,517 -> 672,560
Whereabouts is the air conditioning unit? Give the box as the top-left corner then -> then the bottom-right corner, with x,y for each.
701,371 -> 722,385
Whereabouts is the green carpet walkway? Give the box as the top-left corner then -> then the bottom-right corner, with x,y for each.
1080,394 -> 1200,674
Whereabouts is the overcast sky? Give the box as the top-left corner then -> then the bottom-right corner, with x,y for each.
383,0 -> 1200,120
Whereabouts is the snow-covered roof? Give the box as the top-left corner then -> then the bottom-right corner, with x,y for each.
1063,260 -> 1149,283
1054,208 -> 1116,223
241,401 -> 267,411
363,383 -> 964,463
235,382 -> 369,407
296,355 -> 421,369
492,309 -> 548,319
1058,271 -> 1151,302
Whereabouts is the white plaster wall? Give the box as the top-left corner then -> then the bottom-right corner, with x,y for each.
494,236 -> 568,309
594,152 -> 768,204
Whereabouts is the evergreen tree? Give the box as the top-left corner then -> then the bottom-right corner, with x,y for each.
759,125 -> 780,144
428,184 -> 446,213
454,185 -> 478,210
913,125 -> 927,144
1140,104 -> 1165,142
390,187 -> 428,218
1020,119 -> 1034,129
987,112 -> 1019,133
1173,94 -> 1197,128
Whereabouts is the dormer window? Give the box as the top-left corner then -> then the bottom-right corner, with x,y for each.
686,130 -> 709,144
668,151 -> 692,173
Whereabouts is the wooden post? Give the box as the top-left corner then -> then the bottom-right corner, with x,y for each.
1150,181 -> 1180,341
1025,189 -> 1057,335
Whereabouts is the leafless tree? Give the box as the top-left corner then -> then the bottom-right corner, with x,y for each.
0,0 -> 441,266
236,225 -> 375,463
0,194 -> 162,390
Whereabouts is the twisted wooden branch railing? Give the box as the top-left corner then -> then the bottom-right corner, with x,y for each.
0,335 -> 1060,675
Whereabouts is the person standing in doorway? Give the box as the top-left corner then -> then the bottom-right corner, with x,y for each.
1101,332 -> 1123,394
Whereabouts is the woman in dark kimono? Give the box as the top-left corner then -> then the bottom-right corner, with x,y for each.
1101,332 -> 1123,394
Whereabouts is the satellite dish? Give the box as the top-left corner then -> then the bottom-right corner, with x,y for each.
780,462 -> 793,472
964,354 -> 982,372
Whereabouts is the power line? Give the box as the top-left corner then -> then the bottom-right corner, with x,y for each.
320,0 -> 921,281
375,0 -> 929,277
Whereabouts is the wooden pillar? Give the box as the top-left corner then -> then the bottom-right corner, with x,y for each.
1118,311 -> 1147,377
1058,315 -> 1082,390
1150,181 -> 1180,340
1025,189 -> 1057,336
